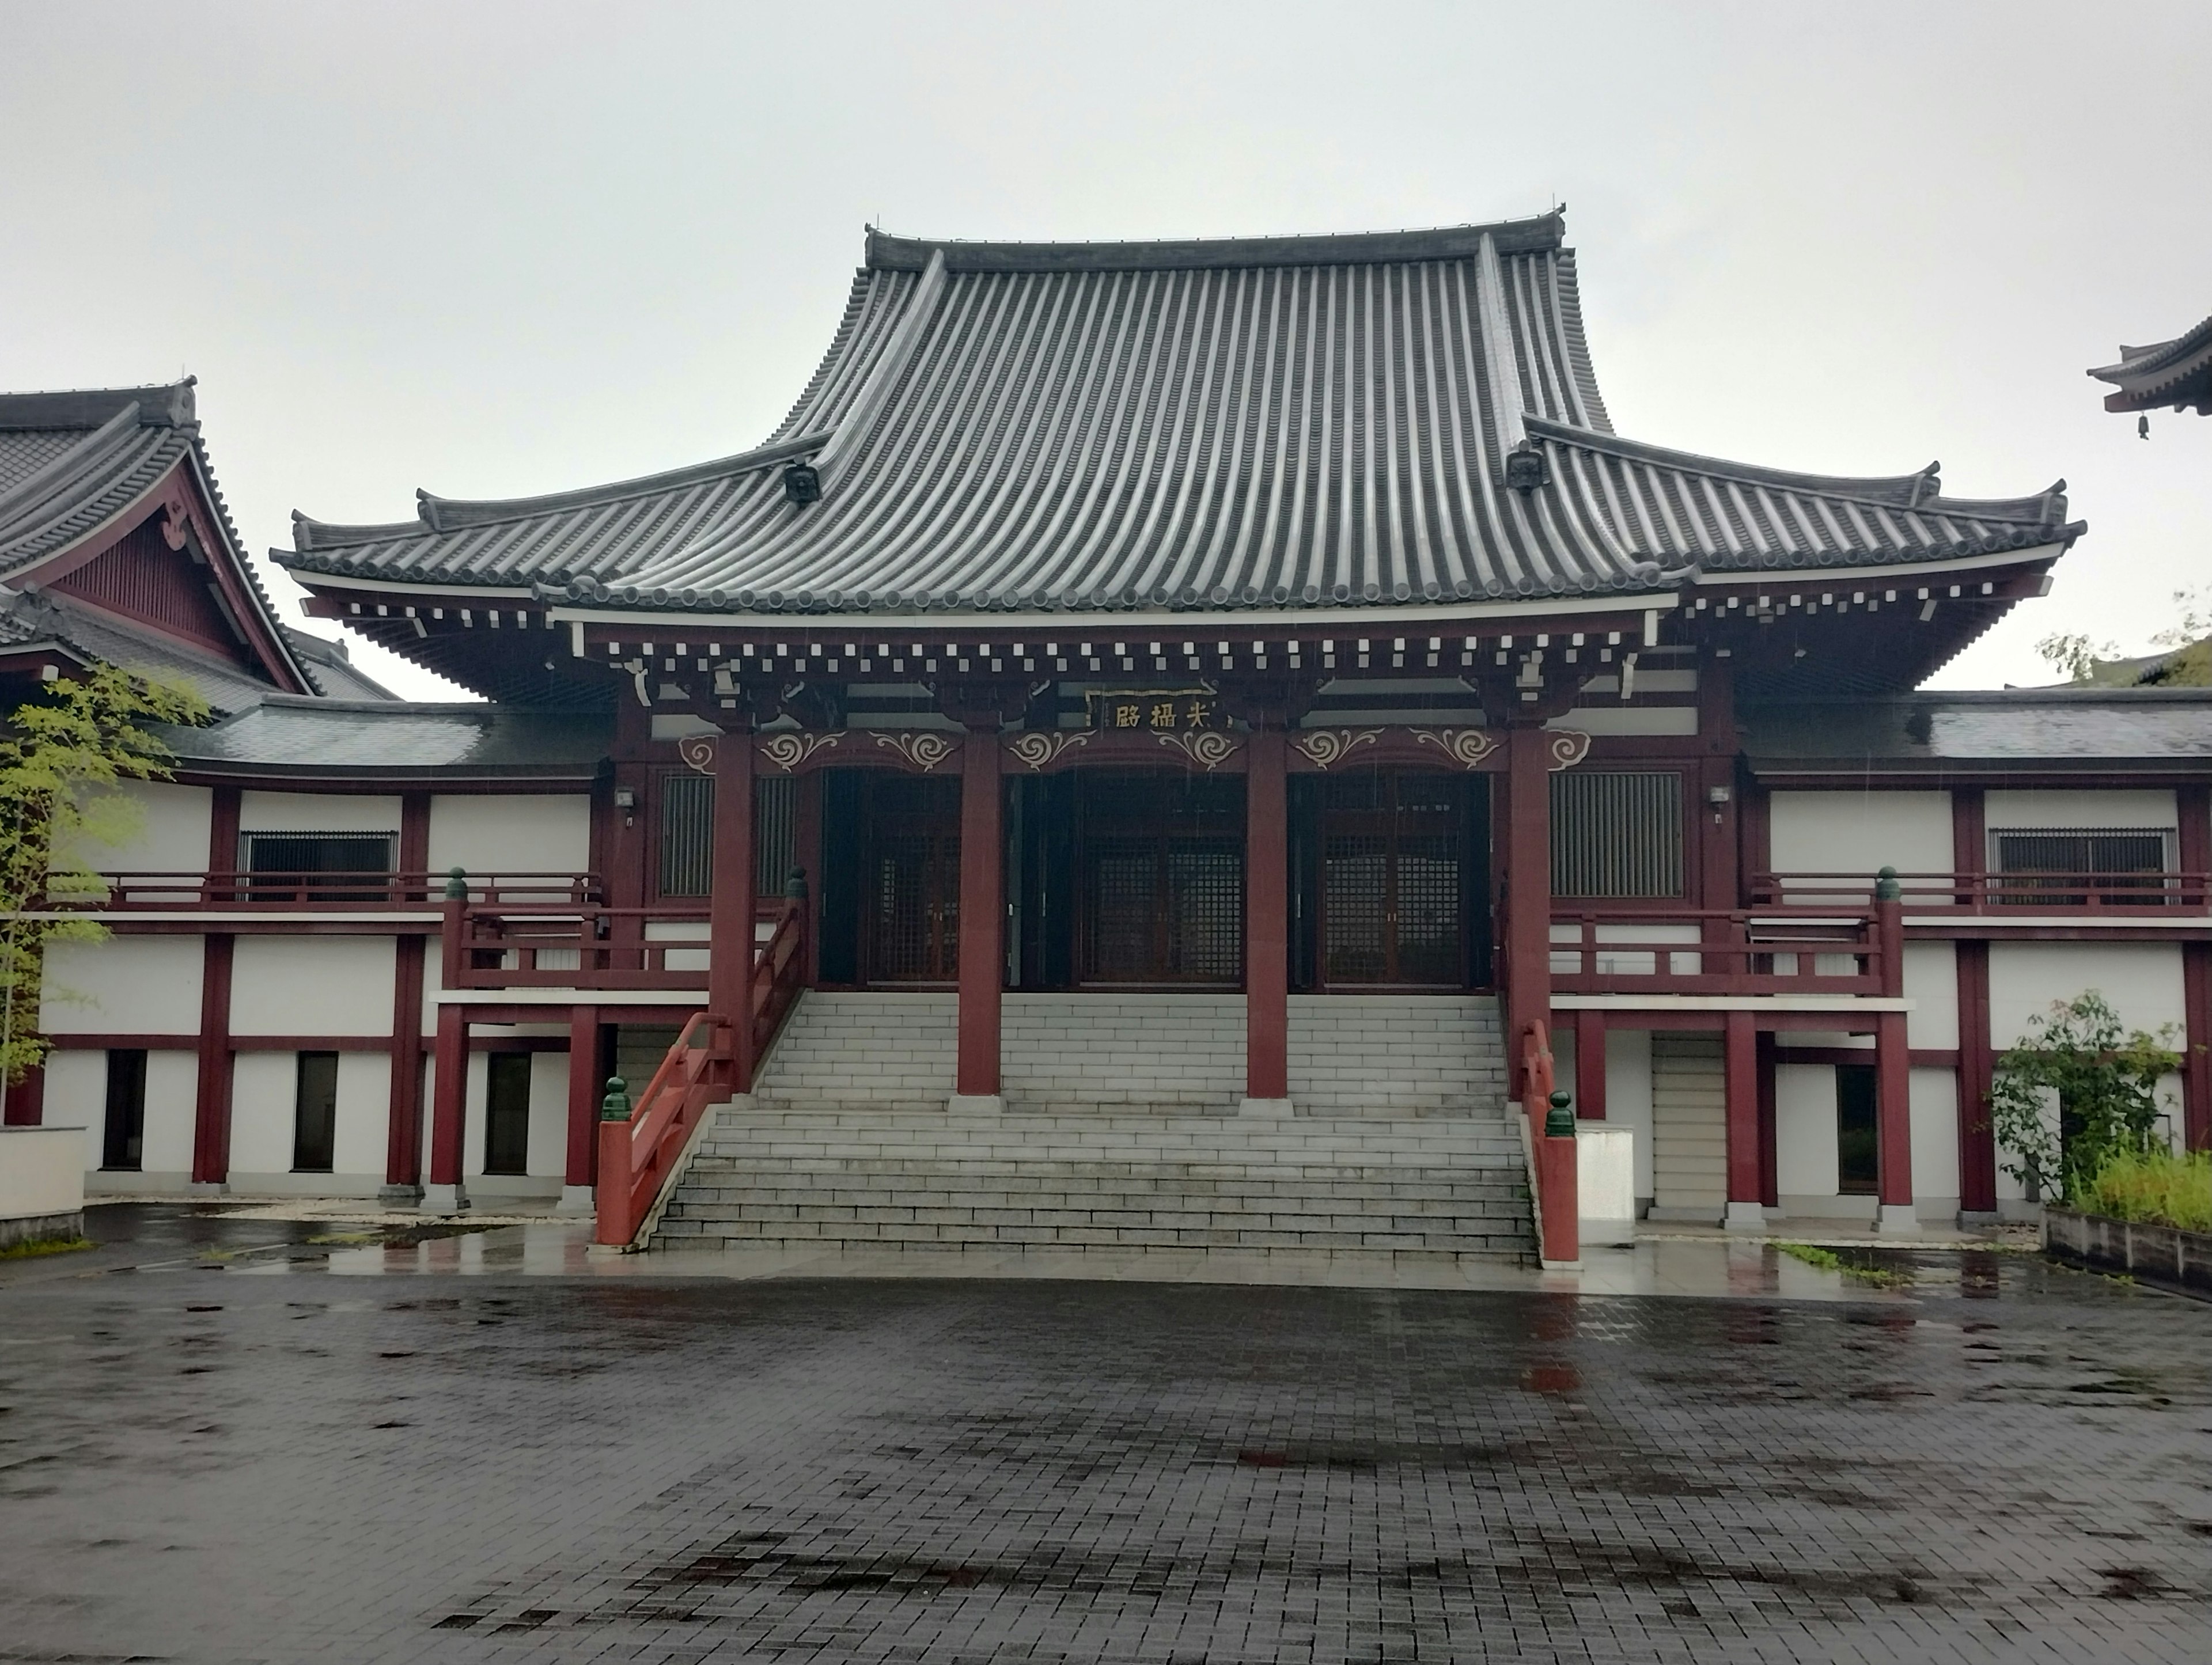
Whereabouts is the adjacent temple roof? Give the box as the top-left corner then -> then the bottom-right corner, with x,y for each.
0,380 -> 317,698
2089,315 -> 2212,415
152,697 -> 609,780
1743,688 -> 2212,775
281,213 -> 2082,619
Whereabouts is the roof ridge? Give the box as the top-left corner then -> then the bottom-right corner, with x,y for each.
0,379 -> 196,432
291,430 -> 831,551
866,212 -> 1566,274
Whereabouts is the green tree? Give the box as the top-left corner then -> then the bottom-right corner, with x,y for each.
0,665 -> 206,1083
1985,991 -> 2181,1203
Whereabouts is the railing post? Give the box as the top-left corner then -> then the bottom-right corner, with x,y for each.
1723,1008 -> 1762,1232
1873,868 -> 1916,1234
1504,725 -> 1551,1097
593,1076 -> 632,1246
708,729 -> 756,1092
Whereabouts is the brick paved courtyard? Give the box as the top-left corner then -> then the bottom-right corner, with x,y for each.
2,1219 -> 2209,1662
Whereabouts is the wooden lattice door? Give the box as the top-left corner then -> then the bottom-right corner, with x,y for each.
1075,772 -> 1244,987
1320,771 -> 1464,988
864,776 -> 960,984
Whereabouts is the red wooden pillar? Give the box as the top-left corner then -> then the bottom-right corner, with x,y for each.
381,934 -> 428,1205
953,729 -> 1003,1106
708,729 -> 757,1091
2181,786 -> 2211,1151
794,770 -> 825,986
1723,1008 -> 1762,1230
1573,1012 -> 1606,1120
1756,1029 -> 1779,1209
426,1002 -> 469,1212
1243,725 -> 1290,1110
4,1067 -> 45,1127
562,1004 -> 603,1211
1873,889 -> 1915,1230
1503,724 -> 1551,1093
190,934 -> 234,1188
1955,939 -> 1997,1217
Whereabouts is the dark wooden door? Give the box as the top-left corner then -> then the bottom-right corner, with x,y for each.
1075,772 -> 1244,987
864,776 -> 961,984
1320,771 -> 1465,988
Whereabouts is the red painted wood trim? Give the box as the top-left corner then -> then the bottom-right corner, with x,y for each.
1244,727 -> 1289,1101
436,1002 -> 702,1028
4,1065 -> 46,1127
1767,1045 -> 1961,1069
48,1032 -> 419,1052
794,769 -> 824,985
1503,726 -> 1551,1093
427,1004 -> 468,1187
1955,939 -> 1996,1211
385,935 -> 427,1187
955,727 -> 1003,1097
190,934 -> 234,1184
1573,1010 -> 1606,1120
1755,1030 -> 1779,1207
1724,1008 -> 1758,1206
2182,940 -> 2211,1153
708,730 -> 756,1090
208,786 -> 241,898
1875,1009 -> 1914,1208
566,1004 -> 602,1189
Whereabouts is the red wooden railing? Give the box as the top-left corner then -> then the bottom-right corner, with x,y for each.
66,870 -> 600,909
1521,1019 -> 1577,1266
1548,907 -> 1888,997
446,902 -> 713,989
592,895 -> 811,1248
1752,870 -> 2211,912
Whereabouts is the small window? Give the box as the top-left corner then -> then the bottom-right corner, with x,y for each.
102,1049 -> 146,1171
243,833 -> 396,901
484,1052 -> 532,1176
1836,1063 -> 1878,1195
1992,828 -> 2172,906
658,775 -> 713,897
1550,772 -> 1683,898
293,1051 -> 339,1173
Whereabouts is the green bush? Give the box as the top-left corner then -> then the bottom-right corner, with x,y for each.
2083,1148 -> 2212,1235
1985,991 -> 2180,1203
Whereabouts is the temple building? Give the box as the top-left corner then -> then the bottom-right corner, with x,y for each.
7,213 -> 2207,1259
2091,314 -> 2212,419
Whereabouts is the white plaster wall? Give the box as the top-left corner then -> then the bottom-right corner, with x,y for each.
237,791 -> 404,835
229,937 -> 397,1037
1606,1027 -> 1655,1201
460,1050 -> 490,1179
1768,790 -> 1952,877
528,1051 -> 569,1179
1984,790 -> 2177,830
1549,707 -> 1698,736
61,780 -> 211,876
43,936 -> 202,1035
1911,1067 -> 1961,1217
228,1053 -> 298,1175
427,795 -> 591,878
223,1050 -> 388,1192
1774,1063 -> 1839,1199
1987,942 -> 2186,1046
1902,941 -> 1958,1050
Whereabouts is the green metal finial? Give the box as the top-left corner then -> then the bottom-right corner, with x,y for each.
443,866 -> 469,900
599,1076 -> 631,1121
783,864 -> 810,900
1545,1089 -> 1577,1137
1874,864 -> 1901,902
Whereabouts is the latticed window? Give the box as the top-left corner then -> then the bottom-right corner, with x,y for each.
1550,771 -> 1683,898
658,774 -> 713,897
1991,828 -> 2172,905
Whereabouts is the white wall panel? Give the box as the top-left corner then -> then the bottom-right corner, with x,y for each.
63,781 -> 211,874
335,1053 -> 391,1177
460,1050 -> 489,1178
1987,943 -> 2186,1047
1902,942 -> 1959,1050
144,1053 -> 197,1174
238,791 -> 403,834
230,938 -> 396,1037
1769,790 -> 1951,877
43,936 -> 203,1034
44,1052 -> 106,1170
1774,1063 -> 1839,1198
427,795 -> 591,878
1984,790 -> 2177,830
1605,1027 -> 1655,1200
1910,1067 -> 1961,1209
528,1052 -> 569,1179
228,1053 -> 297,1174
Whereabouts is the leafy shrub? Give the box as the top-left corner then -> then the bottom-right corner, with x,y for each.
1985,991 -> 2180,1203
2083,1149 -> 2212,1235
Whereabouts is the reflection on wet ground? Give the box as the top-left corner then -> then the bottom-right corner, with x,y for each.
1,1205 -> 2205,1662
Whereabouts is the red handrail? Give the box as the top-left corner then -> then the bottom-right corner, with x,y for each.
1521,1019 -> 1578,1266
1548,907 -> 1885,997
1752,870 -> 2211,912
594,1010 -> 729,1246
61,870 -> 602,909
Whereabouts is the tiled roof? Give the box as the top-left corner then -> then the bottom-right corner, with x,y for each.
0,590 -> 291,716
2088,314 -> 2212,414
279,215 -> 2083,618
156,697 -> 611,777
0,381 -> 316,692
1743,689 -> 2212,769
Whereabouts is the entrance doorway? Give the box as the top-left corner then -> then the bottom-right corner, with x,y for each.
1290,769 -> 1487,990
863,774 -> 961,984
1077,772 -> 1244,987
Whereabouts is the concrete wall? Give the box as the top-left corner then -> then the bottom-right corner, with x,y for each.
1769,790 -> 1952,876
0,1127 -> 84,1245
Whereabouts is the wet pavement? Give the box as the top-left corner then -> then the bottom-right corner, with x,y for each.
1,1208 -> 2207,1662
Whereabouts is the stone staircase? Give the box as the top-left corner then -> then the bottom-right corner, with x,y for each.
653,992 -> 1536,1262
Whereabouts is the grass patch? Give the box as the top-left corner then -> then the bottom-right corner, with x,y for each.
2082,1149 -> 2212,1234
1776,1241 -> 1915,1288
0,1234 -> 94,1260
304,1231 -> 383,1246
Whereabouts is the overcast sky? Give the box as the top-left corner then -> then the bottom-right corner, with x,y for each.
3,1 -> 2205,700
